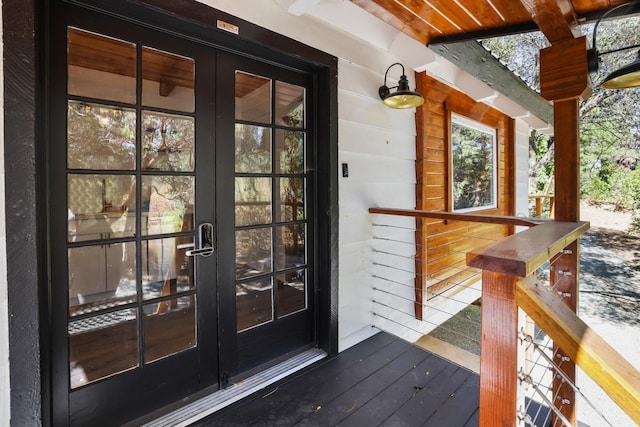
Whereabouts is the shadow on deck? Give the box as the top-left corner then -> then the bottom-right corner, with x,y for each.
193,331 -> 479,426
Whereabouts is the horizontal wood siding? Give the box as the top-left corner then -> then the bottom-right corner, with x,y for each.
415,73 -> 515,311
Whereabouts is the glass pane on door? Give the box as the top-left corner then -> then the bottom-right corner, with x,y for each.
67,101 -> 136,170
143,295 -> 196,363
234,72 -> 309,332
67,28 -> 136,104
235,71 -> 271,123
142,47 -> 195,113
69,308 -> 138,389
65,25 -> 200,388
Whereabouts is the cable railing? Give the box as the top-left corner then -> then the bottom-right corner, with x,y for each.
369,208 -> 640,426
469,219 -> 640,426
369,208 -> 526,343
517,257 -> 631,427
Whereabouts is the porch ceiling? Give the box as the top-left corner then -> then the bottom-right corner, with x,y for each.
351,0 -> 632,45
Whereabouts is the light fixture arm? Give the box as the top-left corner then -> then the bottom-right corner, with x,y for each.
379,62 -> 405,99
588,1 -> 640,73
383,62 -> 405,88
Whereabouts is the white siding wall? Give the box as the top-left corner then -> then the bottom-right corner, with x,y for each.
515,119 -> 532,219
338,63 -> 417,349
0,4 -> 10,425
202,0 -> 422,350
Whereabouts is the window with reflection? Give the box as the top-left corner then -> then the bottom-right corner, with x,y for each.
68,27 -> 136,104
234,72 -> 309,332
142,47 -> 195,113
450,113 -> 497,212
65,26 -> 199,388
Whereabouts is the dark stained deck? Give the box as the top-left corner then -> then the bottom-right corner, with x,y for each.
192,331 -> 479,426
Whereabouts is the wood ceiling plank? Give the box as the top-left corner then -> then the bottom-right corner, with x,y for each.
386,0 -> 464,36
519,0 -> 579,44
484,0 -> 532,24
422,0 -> 485,32
351,0 -> 431,44
453,0 -> 505,28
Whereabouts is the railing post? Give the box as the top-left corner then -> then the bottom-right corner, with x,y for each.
479,270 -> 519,427
551,240 -> 579,424
549,95 -> 582,426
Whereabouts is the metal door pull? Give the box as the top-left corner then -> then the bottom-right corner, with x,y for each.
186,223 -> 214,257
186,247 -> 214,257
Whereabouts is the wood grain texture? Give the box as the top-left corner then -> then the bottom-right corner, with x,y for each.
369,208 -> 541,227
519,0 -> 579,43
517,276 -> 640,425
412,73 -> 515,307
466,221 -> 589,276
553,99 -> 581,222
352,0 -> 633,46
350,0 -> 431,44
479,271 -> 519,427
540,37 -> 591,101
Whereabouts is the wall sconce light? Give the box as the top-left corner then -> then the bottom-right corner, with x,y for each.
588,2 -> 640,89
378,63 -> 425,108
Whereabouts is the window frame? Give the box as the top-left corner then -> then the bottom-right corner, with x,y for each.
448,112 -> 498,213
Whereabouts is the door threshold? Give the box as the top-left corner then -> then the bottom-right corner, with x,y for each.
141,348 -> 328,427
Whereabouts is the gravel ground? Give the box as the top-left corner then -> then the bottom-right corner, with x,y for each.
577,201 -> 640,427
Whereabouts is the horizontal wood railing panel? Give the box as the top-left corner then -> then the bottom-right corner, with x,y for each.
517,276 -> 640,425
466,221 -> 589,277
369,207 -> 543,228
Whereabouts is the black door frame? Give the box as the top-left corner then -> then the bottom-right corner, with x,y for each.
3,0 -> 338,425
216,51 -> 318,378
49,7 -> 222,425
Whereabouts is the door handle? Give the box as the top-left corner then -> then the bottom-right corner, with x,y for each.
186,223 -> 214,257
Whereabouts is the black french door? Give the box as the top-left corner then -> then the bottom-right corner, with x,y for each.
49,3 -> 316,425
216,52 -> 316,377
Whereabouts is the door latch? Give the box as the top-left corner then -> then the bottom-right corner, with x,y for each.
186,223 -> 214,257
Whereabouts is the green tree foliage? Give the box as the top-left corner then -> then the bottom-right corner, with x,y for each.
483,17 -> 640,220
451,121 -> 495,211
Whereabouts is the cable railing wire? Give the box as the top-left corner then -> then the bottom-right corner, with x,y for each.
372,215 -> 595,426
518,259 -> 617,427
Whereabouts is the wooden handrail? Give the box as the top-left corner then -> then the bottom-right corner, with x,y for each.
466,221 -> 589,277
368,207 -> 544,228
517,276 -> 640,424
467,219 -> 589,426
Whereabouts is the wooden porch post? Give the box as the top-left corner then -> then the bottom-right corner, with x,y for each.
540,36 -> 590,425
479,270 -> 519,427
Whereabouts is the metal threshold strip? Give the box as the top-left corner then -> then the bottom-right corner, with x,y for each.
143,348 -> 328,427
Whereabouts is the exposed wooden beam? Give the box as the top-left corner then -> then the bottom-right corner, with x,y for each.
518,0 -> 580,43
430,41 -> 554,125
540,36 -> 591,102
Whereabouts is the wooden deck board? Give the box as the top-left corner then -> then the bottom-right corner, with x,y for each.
338,353 -> 453,426
192,332 -> 479,426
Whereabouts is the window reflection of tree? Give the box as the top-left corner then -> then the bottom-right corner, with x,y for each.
451,119 -> 495,211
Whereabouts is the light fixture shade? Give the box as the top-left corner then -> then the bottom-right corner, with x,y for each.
379,64 -> 425,109
602,50 -> 640,89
